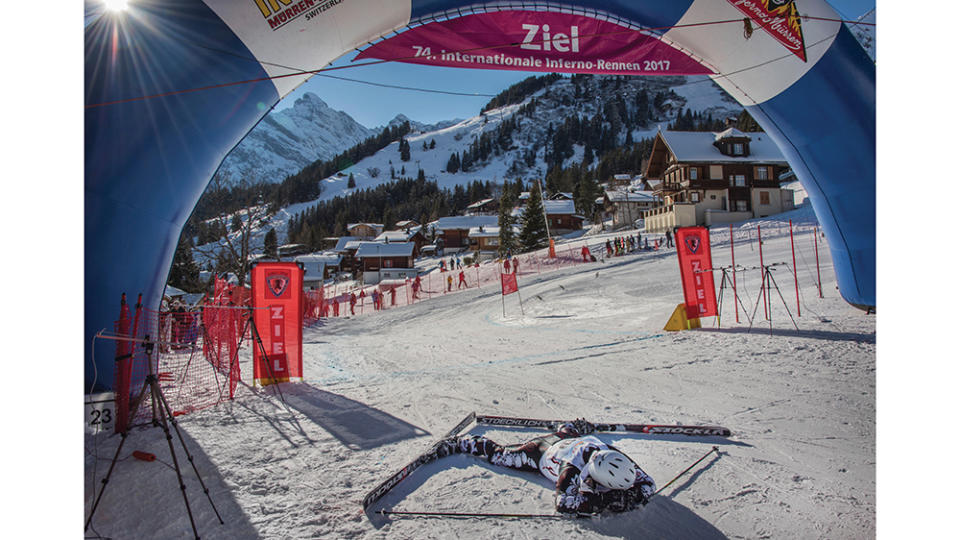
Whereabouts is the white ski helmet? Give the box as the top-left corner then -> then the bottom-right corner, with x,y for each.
586,450 -> 637,490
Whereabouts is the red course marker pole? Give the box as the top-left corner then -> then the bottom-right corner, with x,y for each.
758,225 -> 768,320
814,226 -> 823,298
730,224 -> 739,323
789,220 -> 800,317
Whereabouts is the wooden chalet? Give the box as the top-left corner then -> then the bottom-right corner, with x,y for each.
512,200 -> 585,234
433,215 -> 499,249
468,225 -> 502,260
354,242 -> 417,284
332,236 -> 364,277
602,190 -> 659,229
346,222 -> 384,239
465,198 -> 498,215
375,226 -> 427,257
642,128 -> 794,232
395,220 -> 420,230
294,252 -> 343,288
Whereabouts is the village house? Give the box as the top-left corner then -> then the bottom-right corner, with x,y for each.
641,128 -> 794,232
602,190 -> 660,229
346,223 -> 384,239
543,199 -> 585,233
293,252 -> 343,288
512,199 -> 585,234
332,236 -> 364,277
354,241 -> 416,284
277,243 -> 310,258
395,219 -> 419,230
607,173 -> 633,188
468,225 -> 503,260
465,198 -> 498,216
432,215 -> 499,250
375,226 -> 427,257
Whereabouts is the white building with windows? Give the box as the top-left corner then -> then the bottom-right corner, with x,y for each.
642,128 -> 794,232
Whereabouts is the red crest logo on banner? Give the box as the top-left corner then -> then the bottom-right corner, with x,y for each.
251,262 -> 303,385
675,227 -> 718,319
267,272 -> 290,298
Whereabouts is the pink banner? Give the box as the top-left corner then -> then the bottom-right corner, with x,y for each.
355,11 -> 713,76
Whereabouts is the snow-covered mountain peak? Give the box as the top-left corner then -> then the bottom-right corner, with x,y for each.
289,92 -> 331,114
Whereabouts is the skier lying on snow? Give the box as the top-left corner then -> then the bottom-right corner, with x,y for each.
436,419 -> 655,515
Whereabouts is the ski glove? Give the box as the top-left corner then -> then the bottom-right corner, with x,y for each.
555,492 -> 600,515
556,418 -> 597,437
571,418 -> 597,435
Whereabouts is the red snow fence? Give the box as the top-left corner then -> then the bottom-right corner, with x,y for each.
109,278 -> 246,433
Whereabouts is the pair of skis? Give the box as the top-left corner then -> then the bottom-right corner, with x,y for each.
362,412 -> 730,510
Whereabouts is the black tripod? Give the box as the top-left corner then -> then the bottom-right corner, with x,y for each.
748,264 -> 799,334
236,306 -> 288,402
85,335 -> 223,539
714,265 -> 753,328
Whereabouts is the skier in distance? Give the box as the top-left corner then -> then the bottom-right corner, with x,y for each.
437,420 -> 655,515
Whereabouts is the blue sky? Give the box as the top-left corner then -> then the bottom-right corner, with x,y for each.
278,1 -> 876,128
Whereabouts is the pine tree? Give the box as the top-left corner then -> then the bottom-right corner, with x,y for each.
446,152 -> 460,173
263,228 -> 278,258
518,181 -> 548,252
399,138 -> 411,161
169,234 -> 201,292
736,110 -> 763,132
347,173 -> 356,188
575,176 -> 601,221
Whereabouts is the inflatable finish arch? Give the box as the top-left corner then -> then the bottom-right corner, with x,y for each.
85,0 -> 874,390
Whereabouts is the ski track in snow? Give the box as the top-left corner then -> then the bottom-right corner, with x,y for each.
85,212 -> 875,539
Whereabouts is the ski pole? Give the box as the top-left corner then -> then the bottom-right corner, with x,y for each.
379,509 -> 567,519
654,446 -> 720,496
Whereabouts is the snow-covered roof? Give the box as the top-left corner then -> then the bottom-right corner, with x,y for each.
510,200 -> 579,218
466,198 -> 495,209
395,220 -> 419,229
604,190 -> 657,203
375,227 -> 422,242
714,127 -> 750,141
660,131 -> 787,164
294,252 -> 342,265
543,199 -> 577,215
548,192 -> 573,200
346,223 -> 384,236
354,242 -> 415,258
468,226 -> 500,238
433,215 -> 499,230
333,236 -> 362,251
164,285 -> 188,297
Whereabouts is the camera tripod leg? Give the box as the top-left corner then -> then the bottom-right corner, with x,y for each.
153,377 -> 225,525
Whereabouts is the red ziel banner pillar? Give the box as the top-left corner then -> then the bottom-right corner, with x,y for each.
250,262 -> 304,386
675,227 -> 718,320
